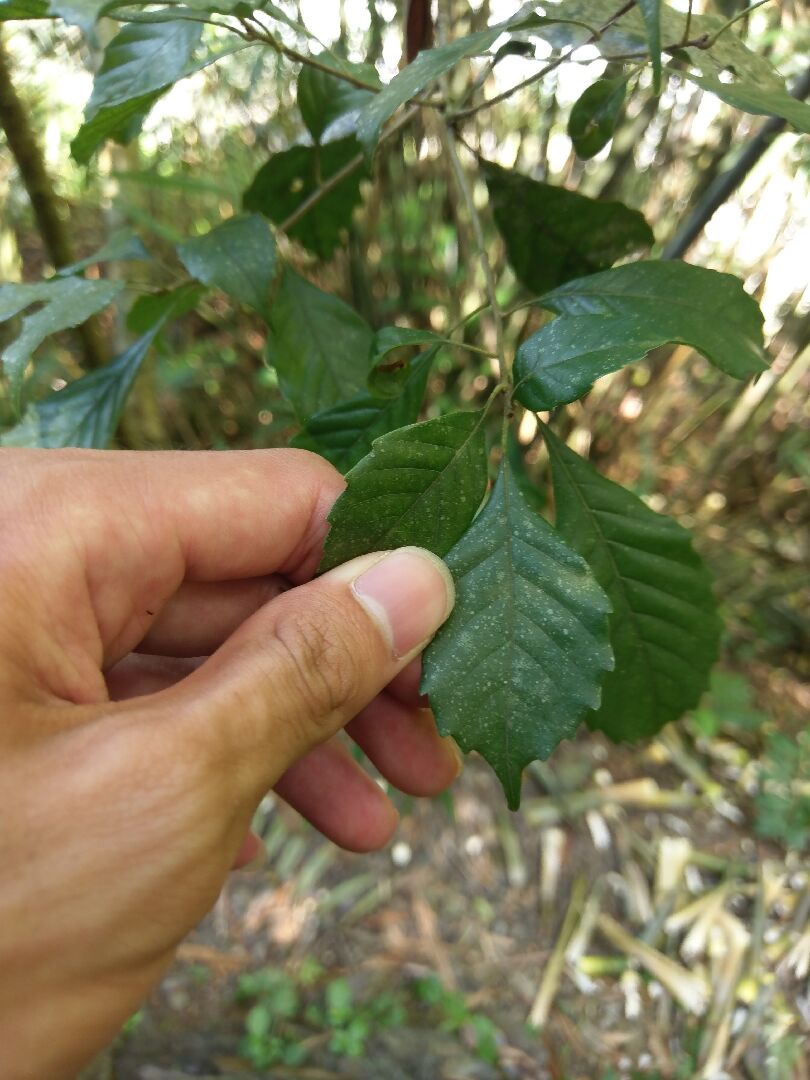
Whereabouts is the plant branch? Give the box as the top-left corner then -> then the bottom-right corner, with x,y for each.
278,104 -> 420,234
450,1 -> 637,122
438,120 -> 506,381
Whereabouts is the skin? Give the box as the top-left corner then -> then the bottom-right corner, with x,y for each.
0,448 -> 459,1080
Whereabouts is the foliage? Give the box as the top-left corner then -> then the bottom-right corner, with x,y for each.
1,0 -> 806,808
755,729 -> 810,851
235,965 -> 501,1068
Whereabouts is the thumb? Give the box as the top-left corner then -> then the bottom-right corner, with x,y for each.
165,547 -> 455,793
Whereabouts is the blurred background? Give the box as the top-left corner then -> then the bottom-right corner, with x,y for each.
1,1 -> 809,1077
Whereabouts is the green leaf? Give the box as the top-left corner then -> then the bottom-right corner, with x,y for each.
71,41 -> 251,164
0,0 -> 51,19
243,138 -> 367,260
297,61 -> 378,143
0,278 -> 124,411
126,282 -> 205,335
292,348 -> 433,474
0,322 -> 162,448
70,90 -> 162,165
568,76 -> 626,159
54,229 -> 149,277
319,410 -> 488,572
355,25 -> 506,155
514,260 -> 767,410
266,268 -> 372,421
177,214 -> 277,315
49,0 -> 112,34
422,459 -> 613,810
538,0 -> 810,133
637,0 -> 661,92
84,20 -> 203,119
367,326 -> 442,397
484,162 -> 653,295
544,426 -> 720,740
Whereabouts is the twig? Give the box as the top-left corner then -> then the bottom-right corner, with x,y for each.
450,1 -> 637,122
438,120 -> 506,379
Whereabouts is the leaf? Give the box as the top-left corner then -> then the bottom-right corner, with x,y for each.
243,138 -> 367,260
84,20 -> 203,119
484,162 -> 653,295
421,458 -> 613,810
544,425 -> 720,740
71,41 -> 251,164
319,410 -> 488,572
266,268 -> 373,421
0,322 -> 163,448
54,229 -> 150,277
177,214 -> 277,315
538,0 -> 810,133
0,278 -> 123,411
71,90 -> 162,165
49,0 -> 112,34
292,348 -> 434,474
296,61 -> 378,143
126,282 -> 205,335
355,24 -> 506,155
637,0 -> 661,92
0,0 -> 51,19
367,326 -> 443,397
568,76 -> 626,159
514,260 -> 767,410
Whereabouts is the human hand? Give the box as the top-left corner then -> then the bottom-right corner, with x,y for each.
0,448 -> 457,1080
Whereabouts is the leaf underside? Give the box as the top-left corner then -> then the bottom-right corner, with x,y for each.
319,410 -> 489,572
545,426 -> 720,740
422,459 -> 613,810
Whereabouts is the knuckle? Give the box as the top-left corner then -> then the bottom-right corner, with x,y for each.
269,594 -> 365,729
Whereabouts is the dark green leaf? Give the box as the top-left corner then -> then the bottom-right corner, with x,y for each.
514,260 -> 767,410
319,410 -> 488,572
0,0 -> 51,19
544,425 -> 721,740
356,25 -> 506,155
0,322 -> 163,448
126,282 -> 205,335
54,229 -> 150,277
568,76 -> 626,159
484,162 -> 653,295
70,90 -> 162,165
266,268 -> 372,421
243,138 -> 367,260
297,61 -> 378,143
367,326 -> 443,397
0,278 -> 124,411
84,20 -> 202,119
177,214 -> 277,315
637,0 -> 661,92
292,348 -> 433,474
422,459 -> 613,809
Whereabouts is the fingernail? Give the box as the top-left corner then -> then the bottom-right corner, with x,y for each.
351,547 -> 455,658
